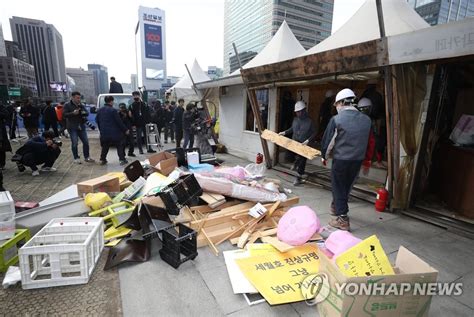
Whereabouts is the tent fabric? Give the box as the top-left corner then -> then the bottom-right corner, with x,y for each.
171,59 -> 211,100
301,0 -> 429,57
231,20 -> 306,76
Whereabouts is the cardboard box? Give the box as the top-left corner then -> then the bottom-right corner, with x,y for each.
317,246 -> 438,317
148,151 -> 178,176
77,175 -> 120,196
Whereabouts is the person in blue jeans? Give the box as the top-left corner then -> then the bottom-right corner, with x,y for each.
321,88 -> 372,231
63,91 -> 95,164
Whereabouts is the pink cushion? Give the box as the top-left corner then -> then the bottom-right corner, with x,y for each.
277,206 -> 320,246
325,230 -> 362,256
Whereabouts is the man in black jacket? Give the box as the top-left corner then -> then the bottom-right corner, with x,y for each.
119,103 -> 135,157
128,91 -> 155,154
109,77 -> 123,93
63,91 -> 95,164
0,103 -> 12,170
163,101 -> 174,144
13,131 -> 61,176
19,100 -> 40,138
173,98 -> 185,148
42,100 -> 59,137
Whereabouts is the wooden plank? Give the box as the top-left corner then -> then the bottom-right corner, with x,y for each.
261,130 -> 321,160
261,236 -> 295,253
190,200 -> 243,214
200,192 -> 226,209
188,208 -> 219,256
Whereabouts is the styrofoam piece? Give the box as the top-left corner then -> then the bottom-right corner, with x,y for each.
16,197 -> 89,235
187,151 -> 200,165
39,185 -> 79,206
2,266 -> 21,288
18,217 -> 104,289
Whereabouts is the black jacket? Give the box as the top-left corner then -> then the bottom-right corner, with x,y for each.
129,101 -> 150,127
20,104 -> 39,128
173,106 -> 185,130
96,105 -> 128,143
119,110 -> 133,129
42,105 -> 58,124
183,110 -> 196,131
0,105 -> 12,152
109,81 -> 123,93
16,136 -> 61,164
63,101 -> 88,130
151,106 -> 166,128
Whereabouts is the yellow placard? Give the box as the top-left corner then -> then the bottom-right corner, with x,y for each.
335,235 -> 394,277
236,244 -> 319,305
246,243 -> 278,256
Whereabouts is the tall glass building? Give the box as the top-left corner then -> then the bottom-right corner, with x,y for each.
408,0 -> 474,25
224,0 -> 334,74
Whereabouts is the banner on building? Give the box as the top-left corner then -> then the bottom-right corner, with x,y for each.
144,24 -> 163,60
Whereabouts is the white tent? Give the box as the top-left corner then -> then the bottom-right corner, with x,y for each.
170,59 -> 211,100
231,20 -> 306,75
300,0 -> 429,57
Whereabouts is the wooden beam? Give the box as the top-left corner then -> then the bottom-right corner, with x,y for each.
261,130 -> 321,160
261,236 -> 295,253
189,200 -> 243,214
233,42 -> 273,168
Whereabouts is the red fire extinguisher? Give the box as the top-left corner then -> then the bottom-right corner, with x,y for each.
256,153 -> 264,164
375,188 -> 389,212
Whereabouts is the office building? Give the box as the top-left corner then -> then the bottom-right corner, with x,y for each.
223,0 -> 334,74
408,0 -> 474,25
207,66 -> 223,80
5,41 -> 29,63
0,24 -> 6,56
66,67 -> 96,104
135,6 -> 167,91
88,64 -> 108,95
0,57 -> 37,97
10,16 -> 66,99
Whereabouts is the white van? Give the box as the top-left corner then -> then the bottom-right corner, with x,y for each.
96,93 -> 134,110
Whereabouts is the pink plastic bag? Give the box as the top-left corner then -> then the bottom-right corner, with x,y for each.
325,230 -> 362,257
277,206 -> 320,246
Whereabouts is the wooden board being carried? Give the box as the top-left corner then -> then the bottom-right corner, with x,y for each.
261,129 -> 321,160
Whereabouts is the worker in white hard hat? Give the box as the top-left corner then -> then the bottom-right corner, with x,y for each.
317,90 -> 336,139
321,88 -> 372,231
278,100 -> 316,186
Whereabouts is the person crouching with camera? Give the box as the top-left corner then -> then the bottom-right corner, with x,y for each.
12,131 -> 61,176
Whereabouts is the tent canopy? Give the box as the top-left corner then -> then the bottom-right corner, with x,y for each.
170,59 -> 211,100
301,0 -> 429,56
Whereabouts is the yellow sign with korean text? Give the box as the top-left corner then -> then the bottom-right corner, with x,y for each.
236,244 -> 319,305
335,234 -> 395,277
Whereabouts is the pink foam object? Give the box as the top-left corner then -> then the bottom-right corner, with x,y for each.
325,230 -> 362,256
277,206 -> 320,246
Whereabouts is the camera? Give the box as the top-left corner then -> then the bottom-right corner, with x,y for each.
53,139 -> 63,147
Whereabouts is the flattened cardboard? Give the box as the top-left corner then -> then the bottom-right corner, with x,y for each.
148,151 -> 178,176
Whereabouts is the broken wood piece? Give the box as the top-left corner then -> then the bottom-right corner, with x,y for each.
190,200 -> 242,214
237,201 -> 280,248
261,236 -> 295,253
200,192 -> 226,209
188,208 -> 219,256
261,129 -> 321,160
215,218 -> 255,246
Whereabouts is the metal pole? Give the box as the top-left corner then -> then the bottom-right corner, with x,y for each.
233,42 -> 272,168
376,0 -> 397,207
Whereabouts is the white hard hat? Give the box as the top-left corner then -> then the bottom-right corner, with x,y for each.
325,90 -> 334,98
294,100 -> 306,112
335,88 -> 356,104
357,97 -> 372,109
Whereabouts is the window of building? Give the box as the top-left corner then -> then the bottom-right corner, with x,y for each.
245,89 -> 269,132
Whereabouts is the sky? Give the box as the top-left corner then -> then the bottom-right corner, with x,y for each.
0,0 -> 365,83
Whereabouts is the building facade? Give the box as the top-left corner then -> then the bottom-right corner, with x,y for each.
5,41 -> 29,63
0,24 -> 6,56
131,74 -> 138,91
408,0 -> 474,25
10,17 -> 66,99
88,64 -> 108,95
0,56 -> 37,97
66,67 -> 96,104
135,6 -> 167,91
223,0 -> 334,74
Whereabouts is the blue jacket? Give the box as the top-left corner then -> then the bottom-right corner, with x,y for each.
321,107 -> 371,161
96,105 -> 128,142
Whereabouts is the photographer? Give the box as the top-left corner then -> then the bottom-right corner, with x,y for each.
63,91 -> 95,164
183,103 -> 197,149
12,131 -> 61,176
